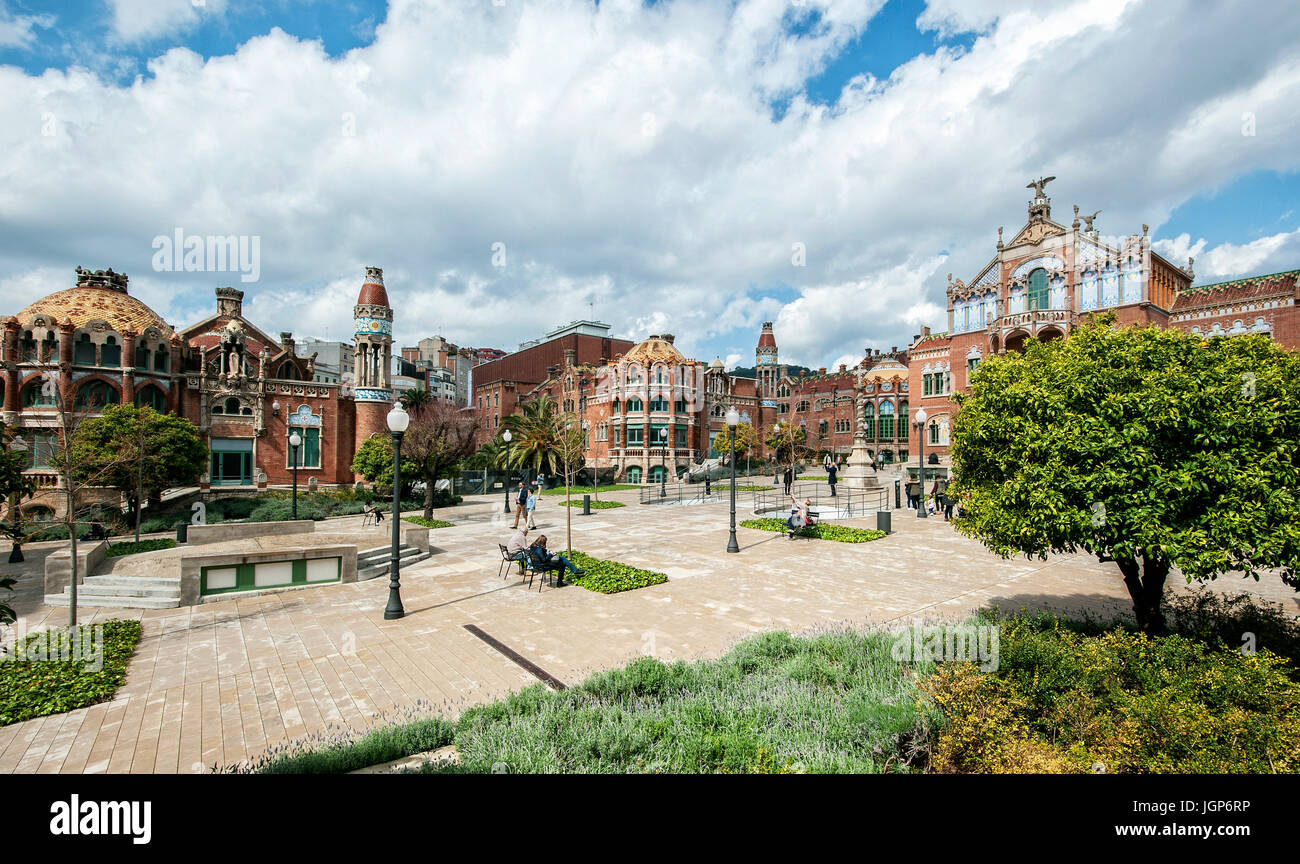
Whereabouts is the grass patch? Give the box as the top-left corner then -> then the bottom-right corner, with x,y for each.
926,610 -> 1300,773
0,620 -> 142,727
559,499 -> 625,509
564,550 -> 667,593
540,484 -> 641,496
740,518 -> 885,543
222,710 -> 456,774
402,516 -> 455,529
105,538 -> 177,557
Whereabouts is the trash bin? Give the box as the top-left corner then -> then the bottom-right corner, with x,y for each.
583,494 -> 591,515
175,522 -> 188,543
876,510 -> 892,535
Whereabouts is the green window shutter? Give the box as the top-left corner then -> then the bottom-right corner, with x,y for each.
305,428 -> 320,467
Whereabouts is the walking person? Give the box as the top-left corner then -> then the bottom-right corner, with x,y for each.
525,484 -> 539,529
783,466 -> 793,497
827,461 -> 838,497
511,480 -> 528,528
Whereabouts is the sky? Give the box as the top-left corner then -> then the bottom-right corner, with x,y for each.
2,0 -> 1299,374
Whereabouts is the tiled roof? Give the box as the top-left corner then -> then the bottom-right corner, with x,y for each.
1171,269 -> 1297,311
622,336 -> 686,365
17,285 -> 173,335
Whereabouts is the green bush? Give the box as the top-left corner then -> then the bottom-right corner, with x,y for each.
231,715 -> 457,774
105,539 -> 177,557
1162,588 -> 1300,670
0,620 -> 142,726
559,499 -> 625,509
740,518 -> 885,543
925,613 -> 1300,774
137,517 -> 176,534
402,516 -> 455,529
565,550 -> 667,593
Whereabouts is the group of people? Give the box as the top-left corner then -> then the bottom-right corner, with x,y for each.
906,478 -> 955,520
505,525 -> 583,585
510,479 -> 542,530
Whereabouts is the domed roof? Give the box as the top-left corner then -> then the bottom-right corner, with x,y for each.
16,268 -> 172,335
623,334 -> 685,365
357,266 -> 389,306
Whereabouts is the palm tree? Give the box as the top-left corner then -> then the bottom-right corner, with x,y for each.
501,394 -> 566,481
399,385 -> 433,411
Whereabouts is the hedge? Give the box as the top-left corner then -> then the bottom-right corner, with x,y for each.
402,516 -> 455,529
559,500 -> 625,509
739,518 -> 886,543
105,538 -> 177,557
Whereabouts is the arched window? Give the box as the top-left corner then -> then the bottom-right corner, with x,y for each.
878,401 -> 895,439
155,349 -> 169,372
20,331 -> 36,362
795,400 -> 810,413
611,399 -> 620,414
863,402 -> 876,439
648,396 -> 669,412
1080,267 -> 1099,311
135,344 -> 151,370
1027,268 -> 1049,311
73,380 -> 120,410
101,336 -> 121,367
626,397 -> 643,412
136,385 -> 166,412
625,466 -> 642,483
74,333 -> 96,365
898,399 -> 908,436
22,380 -> 53,408
278,362 -> 300,381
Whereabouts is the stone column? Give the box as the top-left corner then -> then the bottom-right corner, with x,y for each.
167,336 -> 182,413
2,318 -> 18,421
57,320 -> 74,407
121,330 -> 136,405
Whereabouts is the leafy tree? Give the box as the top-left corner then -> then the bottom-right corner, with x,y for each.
401,399 -> 480,519
466,437 -> 508,470
70,404 -> 207,529
351,435 -> 417,495
949,315 -> 1300,634
714,421 -> 754,462
764,420 -> 808,471
553,417 -> 587,554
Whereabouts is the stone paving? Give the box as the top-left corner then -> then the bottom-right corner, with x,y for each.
2,480 -> 1296,774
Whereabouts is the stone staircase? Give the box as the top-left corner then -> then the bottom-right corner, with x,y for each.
357,543 -> 431,581
45,573 -> 183,610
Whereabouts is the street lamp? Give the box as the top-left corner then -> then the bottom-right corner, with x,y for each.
914,407 -> 928,519
502,428 -> 513,514
288,431 -> 302,520
658,427 -> 668,497
726,406 -> 740,553
384,402 -> 410,620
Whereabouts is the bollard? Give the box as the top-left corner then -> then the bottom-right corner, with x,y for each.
583,494 -> 591,515
894,479 -> 902,510
876,510 -> 892,535
175,522 -> 188,543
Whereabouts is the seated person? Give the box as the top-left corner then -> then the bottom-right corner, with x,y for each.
526,534 -> 584,582
506,526 -> 530,567
786,495 -> 814,539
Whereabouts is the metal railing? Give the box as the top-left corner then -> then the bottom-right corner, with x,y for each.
751,482 -> 889,520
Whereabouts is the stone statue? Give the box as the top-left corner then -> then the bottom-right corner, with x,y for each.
1082,210 -> 1101,232
1026,176 -> 1056,197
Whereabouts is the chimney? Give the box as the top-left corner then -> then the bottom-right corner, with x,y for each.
662,334 -> 675,344
216,286 -> 244,318
564,348 -> 576,367
839,364 -> 847,373
818,367 -> 826,376
280,332 -> 295,353
921,326 -> 931,337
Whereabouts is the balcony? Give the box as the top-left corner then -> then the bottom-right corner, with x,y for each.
996,309 -> 1071,330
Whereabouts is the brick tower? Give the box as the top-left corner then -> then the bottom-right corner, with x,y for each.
756,321 -> 779,398
352,266 -> 394,458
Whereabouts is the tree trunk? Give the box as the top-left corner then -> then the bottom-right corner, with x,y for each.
423,479 -> 434,521
1116,554 -> 1170,635
565,473 -> 572,557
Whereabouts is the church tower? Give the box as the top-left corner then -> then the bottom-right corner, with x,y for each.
352,266 -> 394,454
756,321 -> 779,398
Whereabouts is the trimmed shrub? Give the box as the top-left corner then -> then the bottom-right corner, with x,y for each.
559,499 -> 625,509
105,538 -> 177,557
402,516 -> 455,529
740,518 -> 885,543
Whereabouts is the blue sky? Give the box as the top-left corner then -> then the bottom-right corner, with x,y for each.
2,0 -> 1298,371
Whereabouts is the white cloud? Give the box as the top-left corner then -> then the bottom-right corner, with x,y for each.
0,2 -> 53,48
1155,228 -> 1300,280
2,0 -> 1299,369
106,0 -> 225,43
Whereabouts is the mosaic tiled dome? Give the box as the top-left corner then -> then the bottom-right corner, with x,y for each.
16,268 -> 173,335
357,266 -> 389,306
623,334 -> 685,365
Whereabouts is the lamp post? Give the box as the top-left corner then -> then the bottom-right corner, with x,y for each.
914,407 -> 928,519
658,427 -> 668,497
726,406 -> 740,553
384,402 -> 410,620
502,428 -> 513,514
288,431 -> 301,520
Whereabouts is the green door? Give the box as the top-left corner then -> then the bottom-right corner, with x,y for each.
210,438 -> 253,485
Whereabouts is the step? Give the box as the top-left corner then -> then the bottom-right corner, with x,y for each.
358,550 -> 431,581
44,592 -> 181,610
85,575 -> 182,589
65,583 -> 180,598
357,545 -> 423,566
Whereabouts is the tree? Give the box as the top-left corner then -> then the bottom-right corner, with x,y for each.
399,386 -> 433,411
554,417 -> 587,555
401,399 -> 481,519
764,420 -> 808,471
351,435 -> 417,495
714,421 -> 754,463
70,404 -> 207,534
502,394 -> 566,478
948,314 -> 1300,634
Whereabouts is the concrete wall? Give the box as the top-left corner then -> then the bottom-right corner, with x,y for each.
186,520 -> 316,545
402,525 -> 430,553
44,540 -> 108,596
179,543 -> 358,606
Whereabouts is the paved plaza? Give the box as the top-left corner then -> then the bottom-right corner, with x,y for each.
2,477 -> 1297,774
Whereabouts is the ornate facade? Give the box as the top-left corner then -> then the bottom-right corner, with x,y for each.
3,266 -> 395,519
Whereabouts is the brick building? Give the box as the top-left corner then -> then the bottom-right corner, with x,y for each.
3,265 -> 400,519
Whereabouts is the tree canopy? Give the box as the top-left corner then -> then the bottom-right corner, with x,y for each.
69,404 -> 207,520
401,399 -> 480,518
764,420 -> 808,468
502,394 -> 566,477
949,315 -> 1300,633
714,421 -> 754,460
